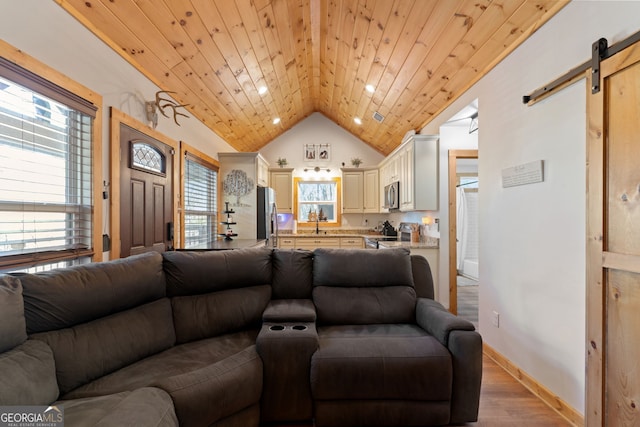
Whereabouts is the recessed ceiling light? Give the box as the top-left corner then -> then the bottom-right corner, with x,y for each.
272,117 -> 281,124
258,86 -> 268,95
354,117 -> 362,125
365,84 -> 375,93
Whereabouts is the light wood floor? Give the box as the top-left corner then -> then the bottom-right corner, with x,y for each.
269,355 -> 572,427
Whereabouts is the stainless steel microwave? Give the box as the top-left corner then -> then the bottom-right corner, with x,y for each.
383,181 -> 400,210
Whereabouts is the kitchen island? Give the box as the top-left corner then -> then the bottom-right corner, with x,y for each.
379,239 -> 440,300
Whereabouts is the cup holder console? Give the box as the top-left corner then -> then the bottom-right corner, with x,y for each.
268,324 -> 308,332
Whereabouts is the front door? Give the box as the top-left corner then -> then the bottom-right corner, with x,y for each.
119,123 -> 174,257
587,41 -> 640,426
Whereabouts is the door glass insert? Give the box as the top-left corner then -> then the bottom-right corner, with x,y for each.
131,141 -> 165,175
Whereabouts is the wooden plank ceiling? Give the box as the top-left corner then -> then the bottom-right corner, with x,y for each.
56,0 -> 568,155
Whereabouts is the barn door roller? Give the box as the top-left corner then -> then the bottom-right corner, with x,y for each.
523,30 -> 640,104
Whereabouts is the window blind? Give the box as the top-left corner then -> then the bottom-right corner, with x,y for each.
0,70 -> 94,271
183,153 -> 217,248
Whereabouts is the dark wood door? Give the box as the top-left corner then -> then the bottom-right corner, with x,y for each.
119,124 -> 173,257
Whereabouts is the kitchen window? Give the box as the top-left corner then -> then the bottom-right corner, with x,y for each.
180,144 -> 219,248
0,58 -> 98,272
294,177 -> 341,227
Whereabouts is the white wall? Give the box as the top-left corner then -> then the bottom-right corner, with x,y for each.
421,1 -> 640,414
259,112 -> 384,174
260,112 -> 386,230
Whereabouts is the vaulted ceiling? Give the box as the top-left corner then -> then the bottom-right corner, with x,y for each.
57,0 -> 567,155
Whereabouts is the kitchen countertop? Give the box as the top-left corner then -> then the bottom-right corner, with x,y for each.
378,239 -> 439,249
177,239 -> 267,250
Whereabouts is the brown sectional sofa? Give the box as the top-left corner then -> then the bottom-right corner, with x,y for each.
0,247 -> 482,427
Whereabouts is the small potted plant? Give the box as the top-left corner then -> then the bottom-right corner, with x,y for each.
277,157 -> 288,168
351,157 -> 363,168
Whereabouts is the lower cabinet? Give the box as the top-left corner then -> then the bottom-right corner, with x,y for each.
294,238 -> 341,250
278,237 -> 364,249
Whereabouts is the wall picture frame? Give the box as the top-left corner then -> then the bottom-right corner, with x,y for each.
304,144 -> 316,161
303,143 -> 331,162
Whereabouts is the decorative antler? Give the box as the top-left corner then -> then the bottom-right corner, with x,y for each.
154,91 -> 190,126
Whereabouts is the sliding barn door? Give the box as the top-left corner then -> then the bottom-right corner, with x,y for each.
587,41 -> 640,426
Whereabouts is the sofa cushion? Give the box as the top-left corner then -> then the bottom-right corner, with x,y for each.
153,345 -> 263,427
0,340 -> 59,405
172,285 -> 271,343
0,275 -> 27,353
63,330 -> 258,399
311,330 -> 452,401
262,299 -> 317,323
312,247 -> 414,288
18,252 -> 165,334
313,286 -> 416,324
163,248 -> 272,297
272,249 -> 313,299
60,387 -> 178,427
32,298 -> 175,395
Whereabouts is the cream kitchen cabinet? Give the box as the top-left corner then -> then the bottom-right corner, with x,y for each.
278,236 -> 363,249
278,237 -> 296,248
400,135 -> 438,211
378,135 -> 438,212
342,170 -> 364,213
342,169 -> 379,213
257,155 -> 269,187
340,237 -> 364,248
363,169 -> 379,213
294,237 -> 341,250
270,168 -> 293,213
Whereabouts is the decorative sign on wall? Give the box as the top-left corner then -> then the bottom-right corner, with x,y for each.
303,143 -> 331,161
502,160 -> 544,188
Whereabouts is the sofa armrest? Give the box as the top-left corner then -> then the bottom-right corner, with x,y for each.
416,297 -> 482,423
415,297 -> 475,346
262,299 -> 316,323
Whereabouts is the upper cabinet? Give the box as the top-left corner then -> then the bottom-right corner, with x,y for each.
342,168 -> 379,213
378,135 -> 438,212
256,155 -> 269,187
270,168 -> 293,213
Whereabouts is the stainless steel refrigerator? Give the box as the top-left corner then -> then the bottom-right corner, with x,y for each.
257,186 -> 278,247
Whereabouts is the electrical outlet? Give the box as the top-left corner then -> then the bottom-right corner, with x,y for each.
492,311 -> 500,328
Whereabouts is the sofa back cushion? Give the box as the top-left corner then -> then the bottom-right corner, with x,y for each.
18,252 -> 166,334
271,249 -> 313,299
163,248 -> 273,342
0,275 -> 27,353
0,340 -> 59,405
312,248 -> 416,325
162,248 -> 272,297
172,285 -> 271,343
31,298 -> 175,395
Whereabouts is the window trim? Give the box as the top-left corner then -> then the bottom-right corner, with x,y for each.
0,43 -> 102,269
293,177 -> 342,228
179,142 -> 220,248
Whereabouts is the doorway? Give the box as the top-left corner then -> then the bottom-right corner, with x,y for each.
448,150 -> 478,316
109,108 -> 179,259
